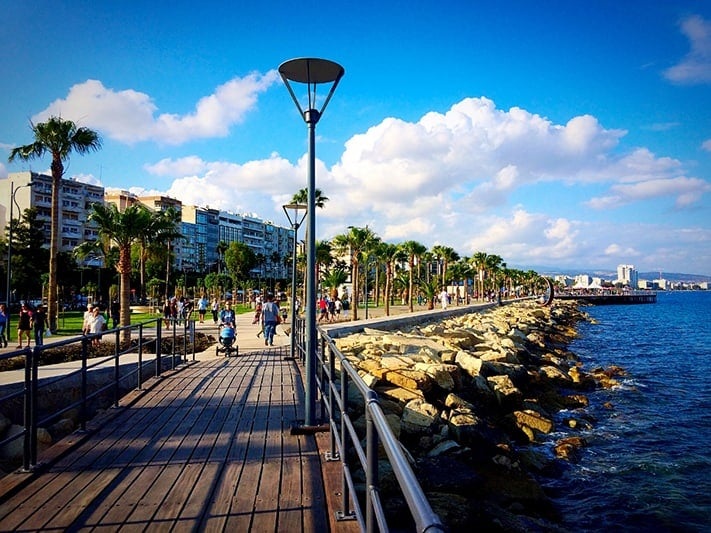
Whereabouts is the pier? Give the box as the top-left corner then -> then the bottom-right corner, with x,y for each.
555,290 -> 657,305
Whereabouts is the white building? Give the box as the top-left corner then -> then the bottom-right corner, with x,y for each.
617,264 -> 639,288
1,171 -> 104,257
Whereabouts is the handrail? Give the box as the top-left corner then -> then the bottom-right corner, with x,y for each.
293,314 -> 446,532
0,318 -> 196,472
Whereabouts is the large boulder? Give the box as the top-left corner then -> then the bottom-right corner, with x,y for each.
401,398 -> 440,434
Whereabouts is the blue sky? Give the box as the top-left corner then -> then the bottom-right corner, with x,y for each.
2,0 -> 710,276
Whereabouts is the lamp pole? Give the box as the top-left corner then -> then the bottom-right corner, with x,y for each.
280,58 -> 344,428
283,203 -> 307,361
5,181 -> 34,344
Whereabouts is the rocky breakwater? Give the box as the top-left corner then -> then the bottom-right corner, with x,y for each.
334,300 -> 623,531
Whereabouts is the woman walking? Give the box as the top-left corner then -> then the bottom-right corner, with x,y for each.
0,303 -> 8,348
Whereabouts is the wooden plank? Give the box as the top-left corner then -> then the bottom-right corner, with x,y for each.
199,354 -> 265,530
251,355 -> 284,531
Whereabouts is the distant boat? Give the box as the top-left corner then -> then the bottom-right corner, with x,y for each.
556,289 -> 656,305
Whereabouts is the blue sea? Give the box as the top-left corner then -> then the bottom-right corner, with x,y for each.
544,291 -> 711,532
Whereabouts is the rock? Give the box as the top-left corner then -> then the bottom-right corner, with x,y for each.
511,410 -> 554,441
444,393 -> 475,411
455,351 -> 483,378
540,365 -> 573,384
375,385 -> 423,406
413,363 -> 460,391
0,424 -> 24,461
487,375 -> 522,409
401,398 -> 440,434
554,436 -> 587,461
447,409 -> 486,446
427,439 -> 461,457
384,368 -> 433,393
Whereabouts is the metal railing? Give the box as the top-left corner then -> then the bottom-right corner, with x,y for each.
293,315 -> 446,532
0,318 -> 196,471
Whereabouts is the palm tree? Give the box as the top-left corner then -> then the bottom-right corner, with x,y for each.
140,207 -> 183,302
448,259 -> 472,305
314,240 -> 334,297
332,226 -> 378,321
484,254 -> 505,301
88,203 -> 153,342
432,245 -> 460,289
399,240 -> 427,312
471,251 -> 488,301
375,242 -> 404,316
9,116 -> 101,331
291,188 -> 329,208
321,264 -> 349,300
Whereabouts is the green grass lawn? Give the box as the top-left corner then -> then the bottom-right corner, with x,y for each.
54,304 -> 253,336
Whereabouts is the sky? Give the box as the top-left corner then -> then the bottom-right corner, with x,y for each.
1,1 -> 710,276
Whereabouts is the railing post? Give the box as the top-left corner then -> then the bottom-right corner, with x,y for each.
171,319 -> 177,370
181,318 -> 190,363
319,335 -> 326,422
30,346 -> 40,468
22,347 -> 32,471
113,328 -> 120,408
338,365 -> 354,521
365,391 -> 379,532
80,337 -> 90,431
156,318 -> 162,377
327,341 -> 338,459
190,320 -> 196,361
137,323 -> 144,390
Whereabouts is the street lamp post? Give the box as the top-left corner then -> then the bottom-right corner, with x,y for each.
279,58 -> 344,428
4,181 -> 35,344
282,203 -> 307,361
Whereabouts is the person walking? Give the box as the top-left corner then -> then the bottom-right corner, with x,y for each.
110,300 -> 120,329
211,298 -> 219,324
89,306 -> 106,347
219,301 -> 236,328
197,295 -> 208,323
16,303 -> 32,349
439,288 -> 449,310
31,305 -> 47,347
83,303 -> 95,335
261,293 -> 280,347
0,303 -> 8,348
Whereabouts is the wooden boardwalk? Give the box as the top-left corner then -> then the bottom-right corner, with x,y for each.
0,348 -> 334,532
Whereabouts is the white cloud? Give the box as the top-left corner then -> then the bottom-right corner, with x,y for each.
587,176 -> 711,209
33,71 -> 280,145
130,95 -> 709,274
145,153 -> 302,215
703,139 -> 711,151
664,15 -> 711,85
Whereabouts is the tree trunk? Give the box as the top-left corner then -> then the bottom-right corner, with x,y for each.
408,257 -> 414,313
119,245 -> 132,343
47,157 -> 63,332
385,262 -> 392,316
351,259 -> 359,321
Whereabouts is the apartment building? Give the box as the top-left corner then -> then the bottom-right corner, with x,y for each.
4,174 -> 293,281
1,171 -> 104,262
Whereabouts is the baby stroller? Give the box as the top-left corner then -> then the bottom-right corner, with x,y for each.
216,325 -> 238,357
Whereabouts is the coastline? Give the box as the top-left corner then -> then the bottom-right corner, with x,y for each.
331,299 -> 616,531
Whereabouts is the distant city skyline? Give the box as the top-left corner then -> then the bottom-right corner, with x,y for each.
1,1 -> 709,275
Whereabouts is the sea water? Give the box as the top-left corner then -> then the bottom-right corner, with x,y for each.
544,291 -> 711,532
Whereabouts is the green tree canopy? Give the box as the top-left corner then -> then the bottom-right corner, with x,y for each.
224,241 -> 257,284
